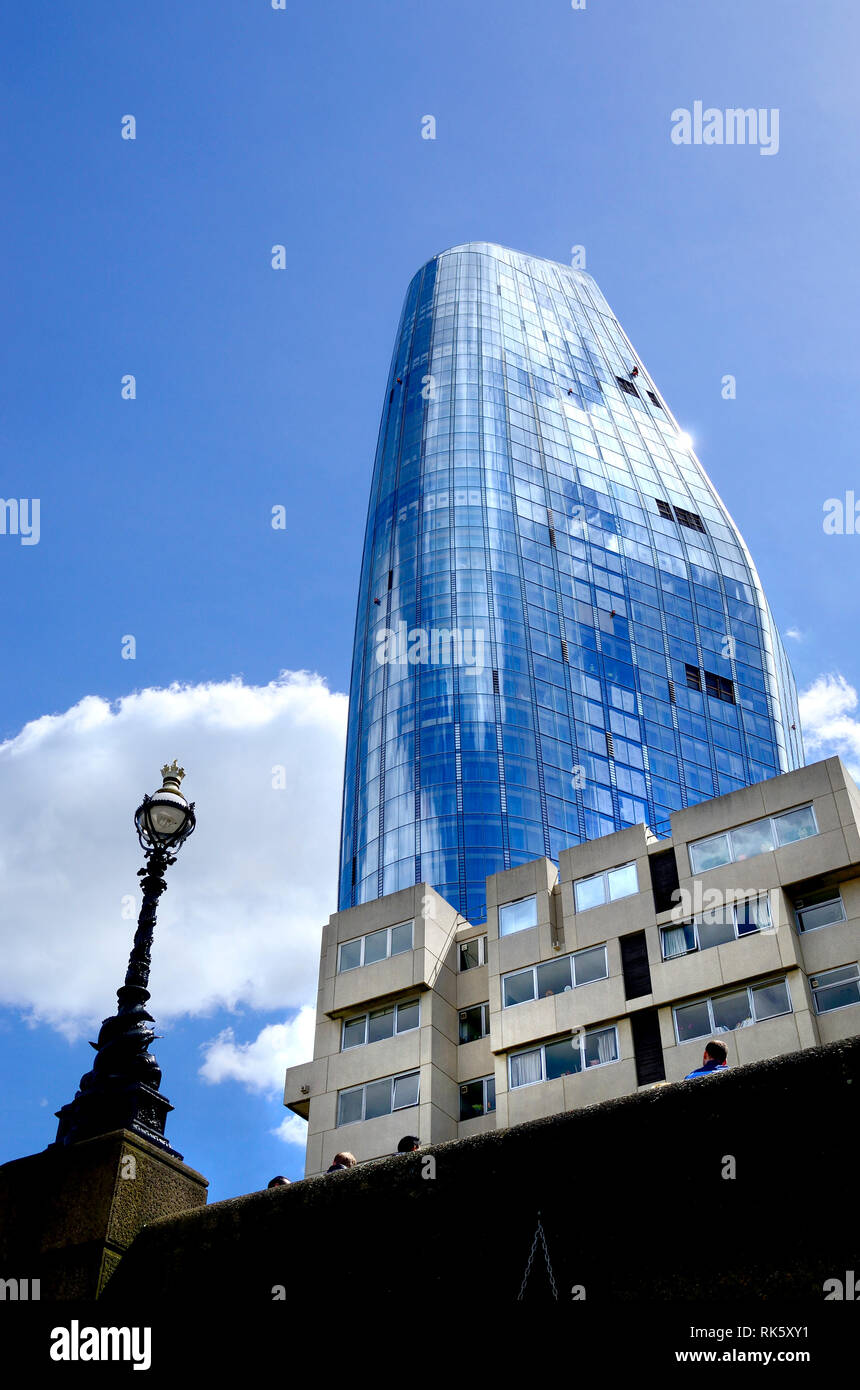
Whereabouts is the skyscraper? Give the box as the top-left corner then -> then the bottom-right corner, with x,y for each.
339,243 -> 802,924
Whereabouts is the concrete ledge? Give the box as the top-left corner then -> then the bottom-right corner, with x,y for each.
104,1039 -> 859,1305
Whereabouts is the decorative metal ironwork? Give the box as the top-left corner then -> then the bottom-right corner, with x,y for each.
54,765 -> 196,1157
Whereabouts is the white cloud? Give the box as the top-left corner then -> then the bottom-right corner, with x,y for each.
199,1007 -> 316,1095
785,627 -> 803,642
0,673 -> 346,1038
799,673 -> 860,781
271,1113 -> 311,1147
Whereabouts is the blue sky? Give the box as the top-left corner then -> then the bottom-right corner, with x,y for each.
2,0 -> 860,1198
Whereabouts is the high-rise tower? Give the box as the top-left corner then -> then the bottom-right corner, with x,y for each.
339,243 -> 802,924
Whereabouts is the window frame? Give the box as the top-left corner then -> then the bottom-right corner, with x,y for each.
459,1074 -> 496,1120
674,506 -> 706,534
793,887 -> 846,934
501,944 -> 609,1007
688,805 -> 819,876
809,963 -> 860,1015
336,1068 -> 421,1126
660,895 -> 772,960
508,1025 -> 620,1089
458,1002 -> 490,1044
498,895 -> 538,937
337,919 -> 414,972
672,977 -> 793,1044
340,997 -> 421,1051
459,934 -> 489,970
574,861 -> 639,912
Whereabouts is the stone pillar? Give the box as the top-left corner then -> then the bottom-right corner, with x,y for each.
0,1128 -> 207,1299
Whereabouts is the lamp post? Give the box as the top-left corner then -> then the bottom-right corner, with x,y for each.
54,762 -> 196,1158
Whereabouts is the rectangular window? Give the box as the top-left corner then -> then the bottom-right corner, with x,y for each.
459,935 -> 488,970
810,964 -> 860,1014
711,988 -> 752,1032
704,670 -> 735,704
688,832 -> 731,874
367,1006 -> 396,1043
773,805 -> 818,846
337,920 -> 414,972
509,1026 -> 619,1087
696,907 -> 736,951
673,978 -> 792,1043
616,376 -> 639,397
661,895 -> 772,959
674,507 -> 706,534
794,887 -> 845,933
459,1076 -> 496,1121
342,1015 -> 368,1049
728,819 -> 774,860
498,895 -> 538,936
502,945 -> 608,1007
393,1071 -> 420,1110
337,1069 -> 420,1125
574,861 -> 638,911
459,1003 -> 490,1043
647,391 -> 663,409
339,938 -> 362,972
396,998 -> 420,1033
685,663 -> 702,692
688,807 -> 818,875
655,498 -> 674,520
363,929 -> 388,966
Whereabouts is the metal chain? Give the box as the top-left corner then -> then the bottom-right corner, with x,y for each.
516,1211 -> 559,1301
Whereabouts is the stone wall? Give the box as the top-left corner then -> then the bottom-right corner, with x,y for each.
104,1038 -> 858,1305
0,1130 -> 207,1299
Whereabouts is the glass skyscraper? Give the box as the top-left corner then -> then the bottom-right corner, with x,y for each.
339,243 -> 803,924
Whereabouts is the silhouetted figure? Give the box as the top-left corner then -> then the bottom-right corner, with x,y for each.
685,1039 -> 728,1079
396,1135 -> 420,1153
267,1175 -> 290,1188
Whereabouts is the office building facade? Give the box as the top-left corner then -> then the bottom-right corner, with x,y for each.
339,243 -> 803,926
287,757 -> 860,1175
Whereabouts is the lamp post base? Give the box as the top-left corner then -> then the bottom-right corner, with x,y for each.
54,1081 -> 183,1161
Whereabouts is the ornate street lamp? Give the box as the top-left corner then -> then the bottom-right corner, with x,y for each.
54,762 -> 196,1157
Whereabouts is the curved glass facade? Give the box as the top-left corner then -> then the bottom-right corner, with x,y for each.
339,243 -> 803,923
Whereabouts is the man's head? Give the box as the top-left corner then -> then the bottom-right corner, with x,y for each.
703,1040 -> 728,1065
267,1176 -> 290,1188
332,1151 -> 357,1168
397,1135 -> 420,1153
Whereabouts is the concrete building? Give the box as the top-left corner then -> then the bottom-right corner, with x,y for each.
285,756 -> 860,1175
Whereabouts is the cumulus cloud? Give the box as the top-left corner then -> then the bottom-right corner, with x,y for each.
799,673 -> 860,781
784,627 -> 803,642
271,1113 -> 312,1147
0,673 -> 346,1038
199,1007 -> 316,1095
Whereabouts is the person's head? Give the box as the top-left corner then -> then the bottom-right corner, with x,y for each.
397,1135 -> 420,1154
703,1040 -> 728,1065
267,1175 -> 290,1188
332,1151 -> 357,1168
